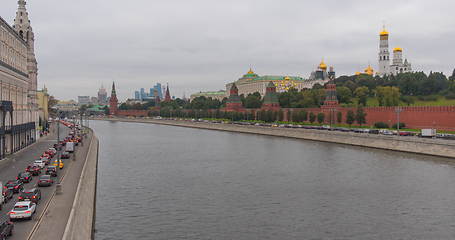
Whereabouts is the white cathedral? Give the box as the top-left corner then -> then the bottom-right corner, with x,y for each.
378,27 -> 412,76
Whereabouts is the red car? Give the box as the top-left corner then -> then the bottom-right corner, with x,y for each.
30,165 -> 41,176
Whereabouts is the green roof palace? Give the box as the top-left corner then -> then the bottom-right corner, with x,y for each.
226,62 -> 335,97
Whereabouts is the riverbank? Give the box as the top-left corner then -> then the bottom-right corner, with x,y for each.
97,117 -> 455,158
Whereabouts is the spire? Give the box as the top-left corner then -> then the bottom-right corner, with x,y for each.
164,84 -> 171,102
111,82 -> 117,96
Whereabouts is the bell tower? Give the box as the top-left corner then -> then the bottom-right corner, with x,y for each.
378,26 -> 390,76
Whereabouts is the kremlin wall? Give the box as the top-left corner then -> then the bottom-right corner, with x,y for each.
108,27 -> 455,132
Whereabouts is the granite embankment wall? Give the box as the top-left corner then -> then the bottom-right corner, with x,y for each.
62,133 -> 99,240
101,118 -> 455,158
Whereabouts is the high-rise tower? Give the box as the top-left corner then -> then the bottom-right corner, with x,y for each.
378,26 -> 390,76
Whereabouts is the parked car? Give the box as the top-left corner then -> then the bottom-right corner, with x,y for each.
4,181 -> 24,194
18,188 -> 41,204
9,201 -> 36,221
38,175 -> 54,187
369,129 -> 380,134
45,166 -> 58,177
379,129 -> 394,135
60,151 -> 70,159
16,172 -> 32,183
0,220 -> 14,239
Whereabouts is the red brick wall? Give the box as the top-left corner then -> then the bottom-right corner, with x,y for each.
116,110 -> 149,117
285,106 -> 455,131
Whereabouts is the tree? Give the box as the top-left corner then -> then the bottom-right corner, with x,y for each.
450,68 -> 455,82
355,107 -> 367,126
244,92 -> 262,108
317,113 -> 325,124
309,112 -> 316,123
336,86 -> 352,104
376,86 -> 401,106
346,110 -> 355,127
337,111 -> 342,123
354,86 -> 369,106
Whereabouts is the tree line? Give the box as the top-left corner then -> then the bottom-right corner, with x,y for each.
119,70 -> 455,111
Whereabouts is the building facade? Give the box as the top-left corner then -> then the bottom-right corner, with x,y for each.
36,86 -> 49,130
97,85 -> 108,105
78,96 -> 91,105
378,27 -> 412,76
0,0 -> 39,158
226,63 -> 334,97
190,90 -> 226,101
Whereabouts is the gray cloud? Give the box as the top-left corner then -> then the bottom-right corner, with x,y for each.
1,0 -> 454,100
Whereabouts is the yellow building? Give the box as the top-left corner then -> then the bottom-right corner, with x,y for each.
36,86 -> 49,129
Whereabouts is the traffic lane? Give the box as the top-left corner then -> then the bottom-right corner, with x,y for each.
6,156 -> 75,240
0,125 -> 69,218
3,148 -> 77,238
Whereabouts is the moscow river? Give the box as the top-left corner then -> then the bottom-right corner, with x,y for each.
92,120 -> 455,240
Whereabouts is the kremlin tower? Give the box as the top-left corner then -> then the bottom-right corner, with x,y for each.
164,85 -> 171,102
109,82 -> 118,115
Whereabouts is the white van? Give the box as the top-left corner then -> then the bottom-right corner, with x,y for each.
66,142 -> 75,153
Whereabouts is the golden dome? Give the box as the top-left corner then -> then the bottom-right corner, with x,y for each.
247,68 -> 255,74
393,47 -> 403,52
355,72 -> 361,76
364,65 -> 374,75
318,60 -> 327,70
284,76 -> 291,80
379,30 -> 389,36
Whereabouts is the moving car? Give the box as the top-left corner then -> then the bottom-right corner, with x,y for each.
45,166 -> 58,177
38,175 -> 53,187
18,188 -> 41,204
2,188 -> 14,203
34,160 -> 45,168
60,151 -> 70,159
17,172 -> 32,183
9,201 -> 36,221
29,165 -> 41,176
52,160 -> 64,169
0,220 -> 14,239
4,181 -> 24,194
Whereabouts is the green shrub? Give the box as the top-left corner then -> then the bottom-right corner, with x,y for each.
392,122 -> 406,129
374,122 -> 389,128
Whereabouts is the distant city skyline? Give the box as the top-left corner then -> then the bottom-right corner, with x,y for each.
1,0 -> 454,101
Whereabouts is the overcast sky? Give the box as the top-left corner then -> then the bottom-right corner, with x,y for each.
1,0 -> 454,101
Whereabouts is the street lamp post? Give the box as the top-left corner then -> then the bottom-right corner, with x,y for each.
395,107 -> 403,136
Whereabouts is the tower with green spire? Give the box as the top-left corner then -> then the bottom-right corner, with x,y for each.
225,83 -> 244,112
262,81 -> 280,111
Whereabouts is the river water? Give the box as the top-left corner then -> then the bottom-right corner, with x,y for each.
92,120 -> 455,240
